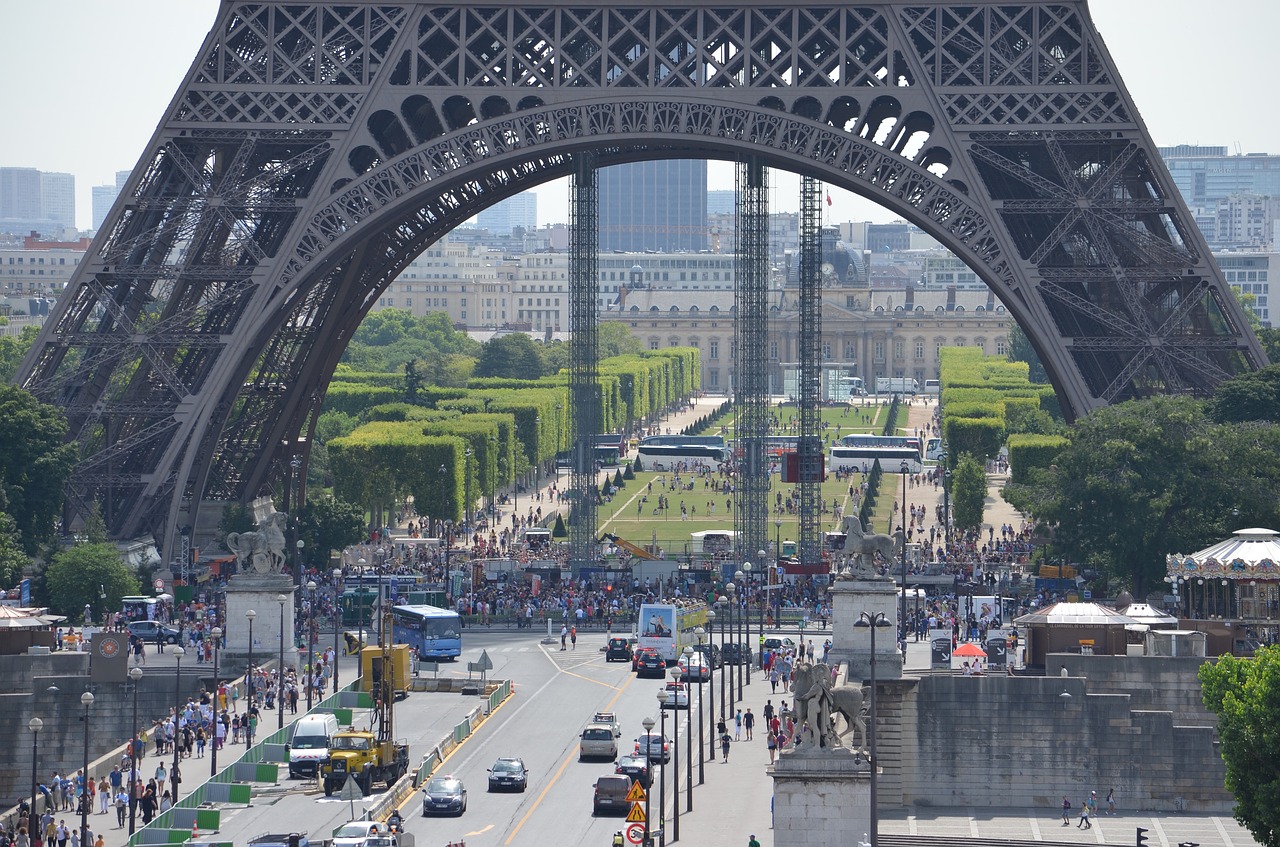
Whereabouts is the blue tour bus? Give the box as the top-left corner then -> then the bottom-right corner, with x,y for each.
390,604 -> 463,660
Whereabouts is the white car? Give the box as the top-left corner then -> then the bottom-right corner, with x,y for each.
676,652 -> 710,683
580,724 -> 619,761
331,822 -> 386,847
592,711 -> 622,738
661,680 -> 690,709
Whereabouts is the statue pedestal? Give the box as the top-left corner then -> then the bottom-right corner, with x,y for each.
771,746 -> 872,847
829,578 -> 902,682
220,574 -> 298,676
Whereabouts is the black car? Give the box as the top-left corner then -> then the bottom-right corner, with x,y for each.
126,620 -> 181,644
614,754 -> 651,788
487,757 -> 528,792
422,775 -> 467,816
634,647 -> 666,678
720,642 -> 752,666
691,642 -> 722,669
605,637 -> 633,662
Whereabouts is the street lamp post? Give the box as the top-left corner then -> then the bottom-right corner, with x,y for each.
29,717 -> 42,826
246,609 -> 257,714
716,595 -> 728,725
464,448 -> 473,530
642,715 -> 656,847
656,691 -> 668,847
79,692 -> 94,844
704,612 -> 716,764
694,628 -> 706,784
741,563 -> 753,683
306,580 -> 317,710
171,646 -> 185,802
733,571 -> 745,698
332,568 -> 343,693
681,646 -> 694,812
899,460 -> 910,646
667,667 -> 681,843
356,556 -> 367,647
128,666 -> 142,833
756,550 -> 767,669
210,627 -> 222,777
277,593 -> 287,729
940,451 -> 951,546
854,611 -> 891,847
724,584 -> 736,714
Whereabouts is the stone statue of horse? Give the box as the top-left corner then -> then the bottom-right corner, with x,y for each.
830,683 -> 870,752
226,510 -> 289,574
838,516 -> 897,579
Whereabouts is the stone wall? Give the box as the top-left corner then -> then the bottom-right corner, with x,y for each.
1049,653 -> 1219,727
0,658 -> 215,807
873,670 -> 1230,814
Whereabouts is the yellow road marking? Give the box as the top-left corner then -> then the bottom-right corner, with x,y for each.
504,672 -> 634,845
466,824 -> 495,836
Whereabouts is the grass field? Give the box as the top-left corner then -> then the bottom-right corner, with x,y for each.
591,401 -> 911,557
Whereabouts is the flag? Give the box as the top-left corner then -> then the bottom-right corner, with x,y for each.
826,192 -> 833,207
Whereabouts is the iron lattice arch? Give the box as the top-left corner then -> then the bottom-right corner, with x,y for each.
18,1 -> 1264,555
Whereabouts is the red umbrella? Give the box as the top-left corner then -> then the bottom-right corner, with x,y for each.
953,642 -> 987,658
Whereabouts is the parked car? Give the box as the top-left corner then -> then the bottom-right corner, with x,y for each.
721,642 -> 752,666
633,732 -> 671,764
676,651 -> 710,683
421,776 -> 467,816
614,754 -> 651,788
634,647 -> 666,678
592,774 -> 633,816
126,620 -> 181,644
486,757 -> 528,792
660,680 -> 690,709
331,822 -> 386,847
592,711 -> 622,738
691,641 -> 721,669
605,637 -> 633,662
580,724 -> 619,761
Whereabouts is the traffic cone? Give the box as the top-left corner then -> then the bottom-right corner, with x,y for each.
192,824 -> 199,842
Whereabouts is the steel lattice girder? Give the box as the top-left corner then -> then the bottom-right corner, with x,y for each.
735,159 -> 770,572
797,175 -> 823,566
568,154 -> 600,572
18,1 -> 1265,559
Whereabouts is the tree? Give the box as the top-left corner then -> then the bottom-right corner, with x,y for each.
598,322 -> 644,358
1210,363 -> 1280,424
474,334 -> 547,380
0,324 -> 39,384
1199,648 -> 1280,847
1001,395 -> 1280,596
0,385 -> 77,552
404,358 -> 424,405
43,543 -> 140,622
1005,324 -> 1049,384
217,502 -> 256,546
950,453 -> 987,533
298,496 -> 366,569
551,513 -> 567,538
0,513 -> 30,590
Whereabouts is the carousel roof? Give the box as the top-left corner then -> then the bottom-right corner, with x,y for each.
1014,602 -> 1140,627
1166,528 -> 1280,579
1117,603 -> 1178,626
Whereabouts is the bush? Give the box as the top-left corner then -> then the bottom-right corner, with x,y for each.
552,514 -> 567,537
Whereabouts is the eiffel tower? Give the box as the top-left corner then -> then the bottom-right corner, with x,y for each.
18,1 -> 1265,559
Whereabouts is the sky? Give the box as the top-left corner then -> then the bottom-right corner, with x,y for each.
4,1 -> 1279,231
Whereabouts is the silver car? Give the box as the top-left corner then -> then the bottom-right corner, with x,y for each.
579,724 -> 619,761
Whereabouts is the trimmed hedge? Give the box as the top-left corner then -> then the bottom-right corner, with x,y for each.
1006,434 -> 1069,484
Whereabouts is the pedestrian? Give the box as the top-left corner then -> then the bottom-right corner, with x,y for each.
720,731 -> 732,762
1106,787 -> 1115,815
766,730 -> 778,764
570,626 -> 577,650
744,708 -> 755,740
734,709 -> 743,741
1088,790 -> 1098,819
113,792 -> 126,829
1077,798 -> 1091,829
1061,796 -> 1071,825
560,625 -> 568,651
749,836 -> 761,847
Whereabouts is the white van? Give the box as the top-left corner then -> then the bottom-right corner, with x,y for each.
288,713 -> 340,778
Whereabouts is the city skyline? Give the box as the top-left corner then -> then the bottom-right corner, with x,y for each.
3,1 -> 1279,231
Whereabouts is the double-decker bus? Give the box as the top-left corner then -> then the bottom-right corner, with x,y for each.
636,435 -> 726,470
390,604 -> 463,660
828,444 -> 923,474
636,601 -> 710,663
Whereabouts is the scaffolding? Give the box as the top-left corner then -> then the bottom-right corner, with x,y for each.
735,158 -> 770,571
568,153 -> 600,573
797,176 -> 824,566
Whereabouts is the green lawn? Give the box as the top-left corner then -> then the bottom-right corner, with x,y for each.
591,401 -> 913,556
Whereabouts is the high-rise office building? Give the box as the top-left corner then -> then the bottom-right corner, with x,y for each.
598,160 -> 707,252
40,172 -> 75,228
476,192 -> 537,235
706,190 -> 735,216
0,167 -> 63,236
92,184 -> 119,230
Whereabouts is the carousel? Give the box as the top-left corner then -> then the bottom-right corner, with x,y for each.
1165,527 -> 1280,641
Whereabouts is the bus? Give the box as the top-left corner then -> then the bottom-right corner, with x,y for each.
390,604 -> 463,660
838,433 -> 923,459
828,445 -> 923,474
925,438 -> 943,462
764,436 -> 800,457
636,435 -> 726,470
636,602 -> 710,663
